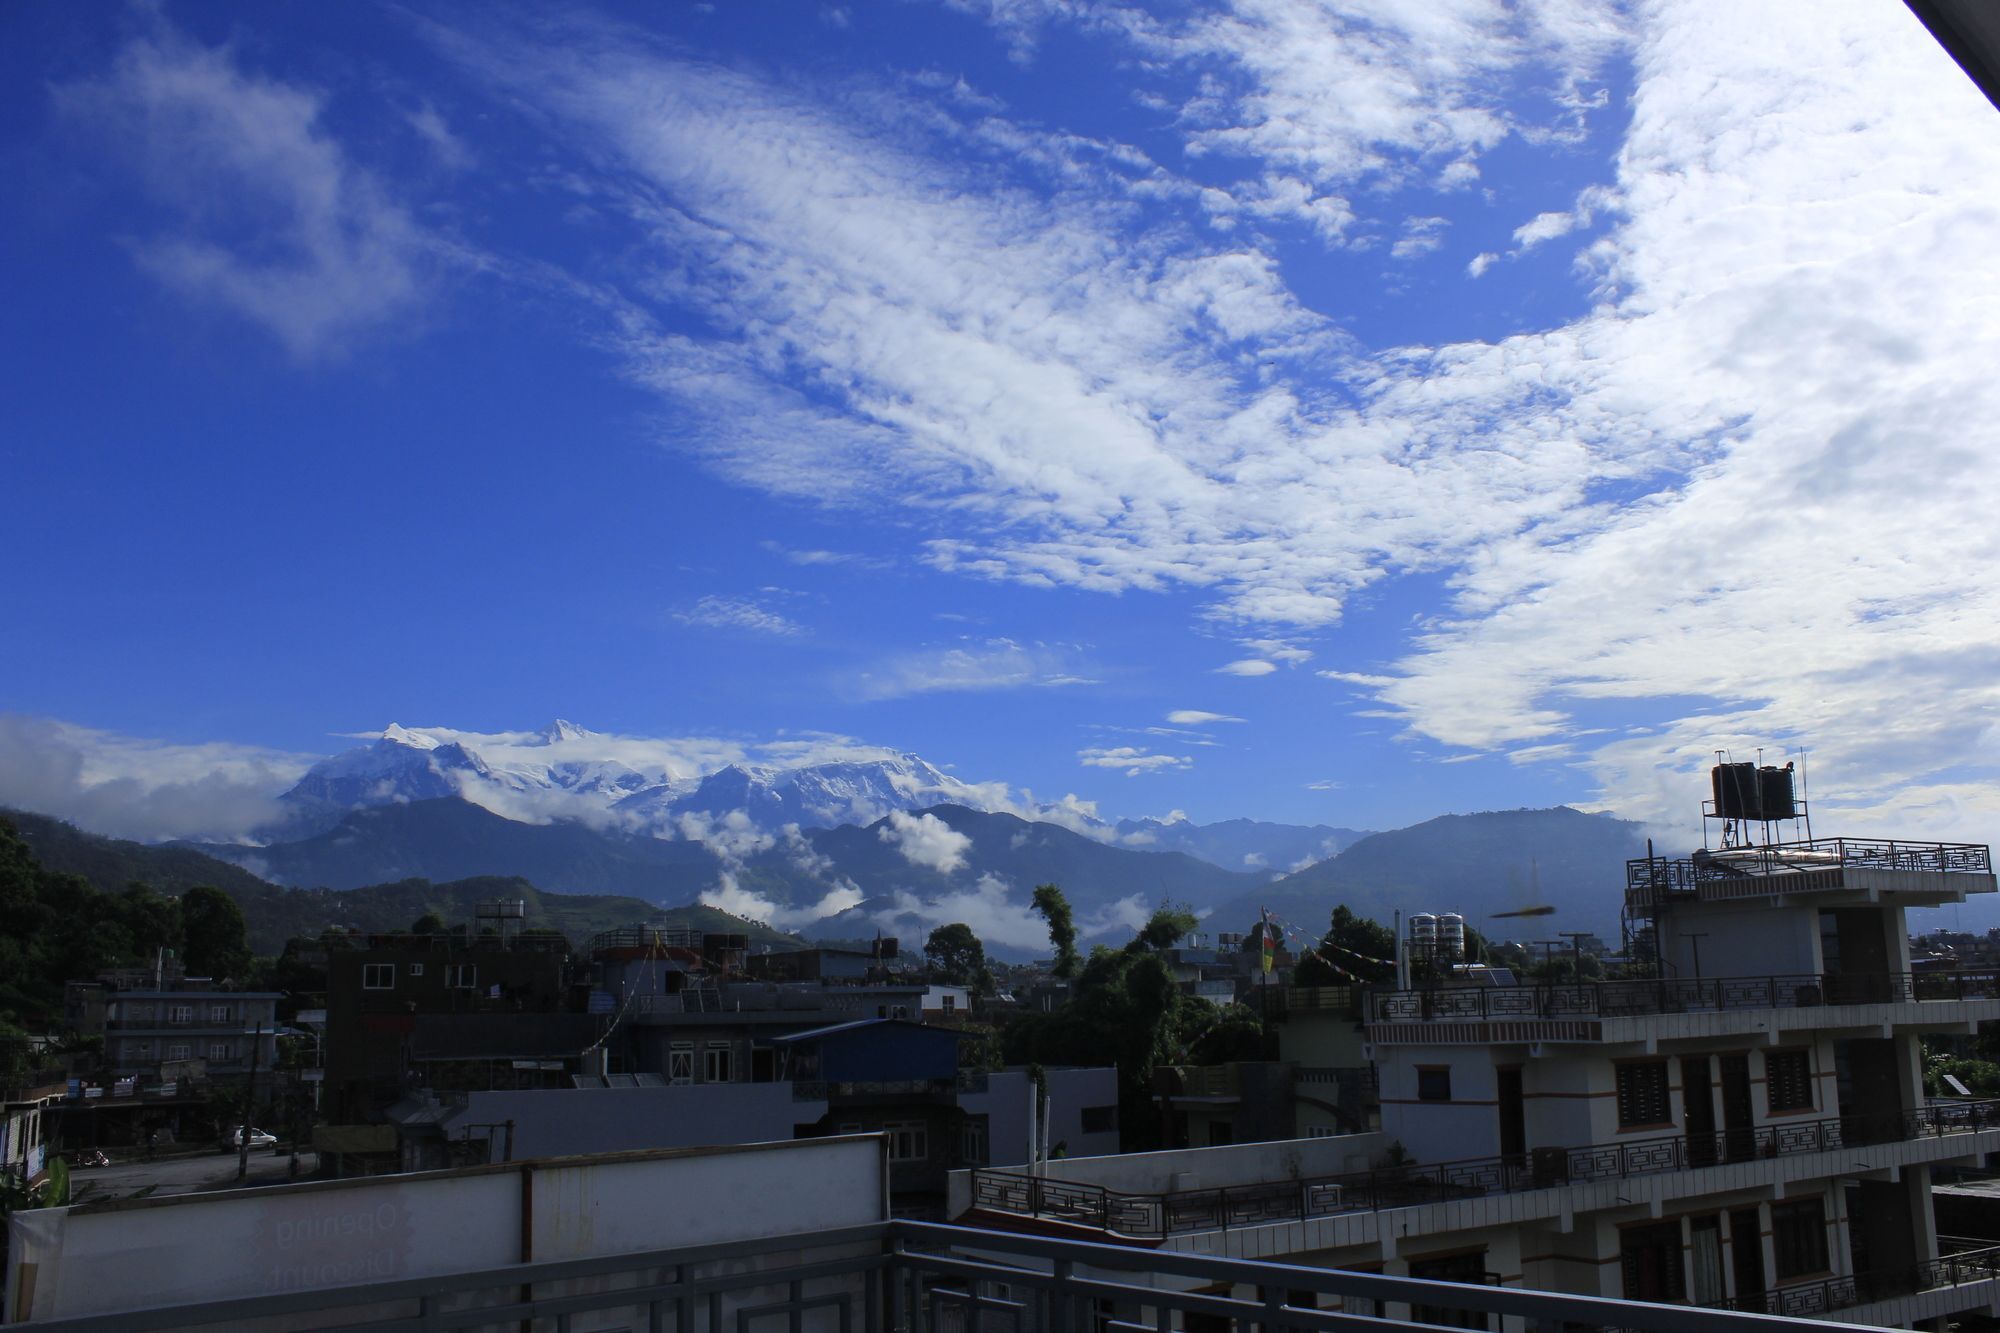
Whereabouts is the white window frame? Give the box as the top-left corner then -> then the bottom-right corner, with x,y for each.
703,1042 -> 732,1084
447,963 -> 477,991
668,1043 -> 694,1086
165,1043 -> 190,1061
169,1004 -> 193,1024
207,1042 -> 231,1062
363,963 -> 395,990
941,993 -> 956,1012
408,963 -> 424,977
886,1121 -> 928,1163
960,1117 -> 988,1165
209,1004 -> 230,1023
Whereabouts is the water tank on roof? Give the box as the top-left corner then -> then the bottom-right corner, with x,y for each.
1711,761 -> 1797,821
1711,763 -> 1761,819
1758,764 -> 1797,820
1438,913 -> 1466,960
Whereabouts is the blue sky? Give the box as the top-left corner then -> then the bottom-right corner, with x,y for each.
3,0 -> 1999,847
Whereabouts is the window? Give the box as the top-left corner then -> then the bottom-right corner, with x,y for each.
960,1116 -> 989,1166
1308,1125 -> 1338,1138
1766,1049 -> 1813,1113
208,1042 -> 232,1061
668,1043 -> 693,1086
1409,1250 -> 1491,1328
208,1004 -> 230,1023
363,963 -> 395,990
447,963 -> 477,990
704,1042 -> 733,1083
886,1122 -> 928,1162
1080,1105 -> 1117,1134
1620,1223 -> 1686,1303
166,1043 -> 190,1061
1772,1199 -> 1829,1279
169,1004 -> 193,1023
1616,1062 -> 1671,1128
941,993 -> 956,1012
408,963 -> 424,977
1417,1067 -> 1452,1102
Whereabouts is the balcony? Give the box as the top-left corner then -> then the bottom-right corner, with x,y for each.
968,1099 -> 2000,1239
1705,1243 -> 2000,1319
1369,968 -> 2000,1024
1,1216 -> 1896,1333
1626,837 -> 1994,912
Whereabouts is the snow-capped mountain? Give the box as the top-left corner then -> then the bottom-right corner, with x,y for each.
623,752 -> 976,829
276,723 -> 1006,835
278,723 -> 495,825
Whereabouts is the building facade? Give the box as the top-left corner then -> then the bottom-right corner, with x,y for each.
955,775 -> 2000,1329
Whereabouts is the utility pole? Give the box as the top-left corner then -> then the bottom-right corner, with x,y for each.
237,1021 -> 262,1182
1559,933 -> 1593,983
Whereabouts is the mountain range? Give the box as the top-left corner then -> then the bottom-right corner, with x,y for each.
7,721 -> 1670,959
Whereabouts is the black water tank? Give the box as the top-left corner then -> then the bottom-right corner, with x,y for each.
1758,763 -> 1797,820
1711,762 -> 1762,818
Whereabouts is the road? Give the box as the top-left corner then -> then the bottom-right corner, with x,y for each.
67,1147 -> 321,1203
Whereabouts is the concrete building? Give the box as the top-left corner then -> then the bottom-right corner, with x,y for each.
384,1017 -> 1119,1217
63,963 -> 280,1084
951,772 -> 2000,1328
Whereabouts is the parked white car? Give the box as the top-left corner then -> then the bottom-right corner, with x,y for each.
217,1127 -> 278,1152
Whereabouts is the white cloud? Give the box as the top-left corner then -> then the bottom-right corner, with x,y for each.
1078,746 -> 1192,776
1166,709 -> 1244,725
1391,216 -> 1449,260
56,18 -> 436,359
1467,251 -> 1498,277
1511,209 -> 1580,250
1343,1 -> 2000,838
1216,659 -> 1278,677
847,639 -> 1091,701
0,714 -> 312,843
407,102 -> 472,171
877,809 -> 973,873
674,594 -> 804,636
699,873 -> 864,931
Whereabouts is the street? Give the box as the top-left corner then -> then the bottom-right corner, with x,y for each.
66,1147 -> 321,1203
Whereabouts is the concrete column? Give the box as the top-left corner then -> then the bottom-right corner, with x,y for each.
1895,1031 -> 1926,1117
1908,1164 -> 1939,1264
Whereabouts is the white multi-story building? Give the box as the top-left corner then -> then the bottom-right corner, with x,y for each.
952,770 -> 2000,1329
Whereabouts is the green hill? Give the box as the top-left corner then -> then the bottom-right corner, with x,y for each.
5,809 -> 804,955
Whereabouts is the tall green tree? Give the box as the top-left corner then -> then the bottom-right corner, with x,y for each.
1293,904 -> 1396,986
924,922 -> 986,986
180,884 -> 251,980
1031,883 -> 1078,978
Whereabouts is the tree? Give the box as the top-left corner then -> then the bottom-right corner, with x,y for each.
924,923 -> 986,986
180,885 -> 251,981
1031,884 -> 1078,978
411,912 -> 447,935
1293,904 -> 1396,986
1128,904 -> 1199,954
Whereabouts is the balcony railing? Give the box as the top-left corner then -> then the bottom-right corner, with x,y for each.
4,1218 -> 1854,1333
969,1099 -> 2000,1239
1626,838 -> 1994,909
1370,969 -> 2000,1022
1710,1244 -> 2000,1318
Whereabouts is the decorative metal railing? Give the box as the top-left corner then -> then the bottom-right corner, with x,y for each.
968,1100 -> 2000,1239
1370,969 -> 2000,1022
1625,838 -> 1993,908
1711,1244 -> 2000,1317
